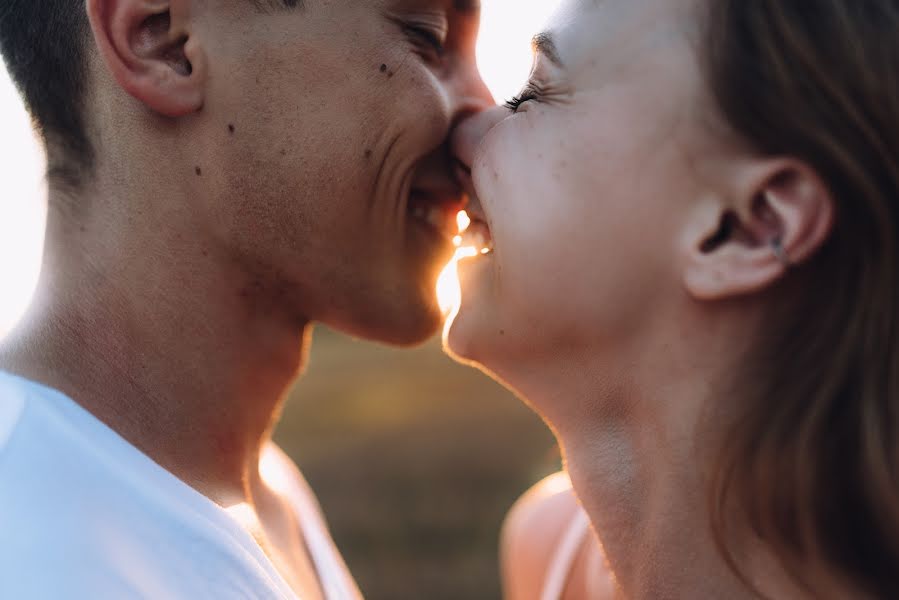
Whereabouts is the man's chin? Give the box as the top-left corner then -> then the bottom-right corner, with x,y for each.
325,296 -> 443,348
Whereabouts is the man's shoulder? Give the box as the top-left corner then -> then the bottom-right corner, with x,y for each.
0,374 -> 25,454
0,374 -> 138,580
0,374 -> 260,599
0,372 -> 100,501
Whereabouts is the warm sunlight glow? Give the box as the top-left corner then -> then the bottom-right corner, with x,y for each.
457,210 -> 472,233
260,448 -> 292,495
436,1 -> 562,319
476,0 -> 565,102
437,247 -> 479,316
224,502 -> 264,539
437,211 -> 478,315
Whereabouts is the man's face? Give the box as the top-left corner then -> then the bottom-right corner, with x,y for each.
194,0 -> 490,344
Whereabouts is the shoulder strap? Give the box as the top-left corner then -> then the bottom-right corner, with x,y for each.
261,445 -> 364,600
540,509 -> 591,600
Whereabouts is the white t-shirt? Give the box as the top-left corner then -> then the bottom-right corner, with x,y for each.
0,371 -> 362,600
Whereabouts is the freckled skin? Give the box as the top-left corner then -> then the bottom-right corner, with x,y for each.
190,0 -> 492,344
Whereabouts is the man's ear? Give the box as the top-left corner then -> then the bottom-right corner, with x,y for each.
683,160 -> 835,301
86,0 -> 206,117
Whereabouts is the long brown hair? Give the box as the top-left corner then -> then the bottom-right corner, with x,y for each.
704,1 -> 899,597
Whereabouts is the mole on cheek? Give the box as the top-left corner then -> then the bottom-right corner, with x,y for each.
380,64 -> 388,73
364,149 -> 373,161
195,166 -> 202,176
228,124 -> 235,134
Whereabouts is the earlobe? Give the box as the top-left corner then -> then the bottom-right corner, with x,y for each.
683,162 -> 835,301
86,0 -> 206,117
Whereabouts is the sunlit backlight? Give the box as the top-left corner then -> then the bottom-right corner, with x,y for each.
436,211 -> 479,316
457,210 -> 471,233
224,502 -> 266,542
259,448 -> 292,495
437,0 -> 563,319
476,0 -> 565,101
0,64 -> 46,341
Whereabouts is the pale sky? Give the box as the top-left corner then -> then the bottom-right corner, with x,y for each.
0,0 -> 561,337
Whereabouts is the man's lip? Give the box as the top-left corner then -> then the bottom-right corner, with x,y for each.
453,161 -> 474,195
408,189 -> 466,241
409,187 -> 465,208
452,162 -> 485,221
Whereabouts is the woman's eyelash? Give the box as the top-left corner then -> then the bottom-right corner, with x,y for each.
504,87 -> 540,113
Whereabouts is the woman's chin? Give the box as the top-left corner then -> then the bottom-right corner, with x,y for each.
442,254 -> 492,359
442,301 -> 484,366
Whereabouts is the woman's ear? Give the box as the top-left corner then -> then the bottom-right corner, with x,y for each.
683,160 -> 835,301
86,0 -> 207,117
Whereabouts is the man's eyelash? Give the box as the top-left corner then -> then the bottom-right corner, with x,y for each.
403,25 -> 446,57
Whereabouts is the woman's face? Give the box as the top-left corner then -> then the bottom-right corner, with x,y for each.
447,0 -> 720,389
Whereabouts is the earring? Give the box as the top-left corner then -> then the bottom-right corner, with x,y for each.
771,237 -> 791,268
763,191 -> 792,268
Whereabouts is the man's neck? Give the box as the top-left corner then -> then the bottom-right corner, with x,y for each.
0,196 -> 310,506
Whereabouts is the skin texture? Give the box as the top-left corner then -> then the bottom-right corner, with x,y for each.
448,0 -> 842,597
0,0 -> 490,596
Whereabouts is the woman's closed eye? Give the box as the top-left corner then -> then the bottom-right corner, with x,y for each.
504,84 -> 543,113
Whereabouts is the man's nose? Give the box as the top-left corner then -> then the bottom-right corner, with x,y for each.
448,57 -> 495,126
451,106 -> 507,173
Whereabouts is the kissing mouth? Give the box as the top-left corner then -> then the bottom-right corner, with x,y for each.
408,189 -> 465,241
455,191 -> 493,256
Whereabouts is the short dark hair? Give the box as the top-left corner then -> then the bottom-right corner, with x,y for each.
0,0 -> 301,191
0,0 -> 92,190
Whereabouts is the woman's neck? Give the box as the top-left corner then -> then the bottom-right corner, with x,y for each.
556,377 -> 814,600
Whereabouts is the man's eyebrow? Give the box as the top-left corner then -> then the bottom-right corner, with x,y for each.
452,0 -> 481,14
532,32 -> 564,68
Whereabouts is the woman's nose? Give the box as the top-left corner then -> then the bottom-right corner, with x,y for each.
451,106 -> 508,172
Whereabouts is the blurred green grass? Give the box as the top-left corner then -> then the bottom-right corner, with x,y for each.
274,326 -> 559,600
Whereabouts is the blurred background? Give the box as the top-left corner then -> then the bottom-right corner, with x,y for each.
278,327 -> 558,599
0,1 -> 563,597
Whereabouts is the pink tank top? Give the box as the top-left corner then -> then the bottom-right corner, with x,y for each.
541,509 -> 592,600
262,445 -> 364,600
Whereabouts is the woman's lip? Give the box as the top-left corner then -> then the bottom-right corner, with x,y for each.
458,217 -> 493,255
462,188 -> 487,223
408,189 -> 466,240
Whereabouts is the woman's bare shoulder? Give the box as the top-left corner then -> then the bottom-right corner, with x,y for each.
500,472 -> 583,599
